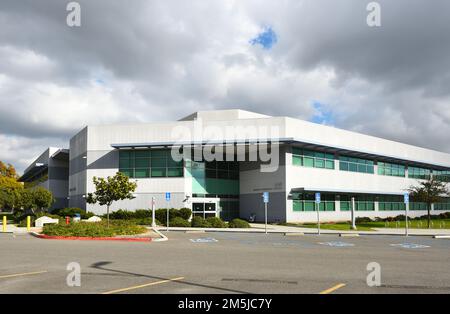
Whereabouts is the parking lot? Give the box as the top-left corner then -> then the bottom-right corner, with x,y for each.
1,231 -> 450,294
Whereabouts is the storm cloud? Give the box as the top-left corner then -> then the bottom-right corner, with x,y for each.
0,0 -> 449,172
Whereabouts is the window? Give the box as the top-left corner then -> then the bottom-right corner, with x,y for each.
433,170 -> 450,182
378,195 -> 406,211
354,195 -> 375,211
292,148 -> 334,170
118,149 -> 184,178
292,192 -> 335,212
339,156 -> 374,174
378,162 -> 405,177
435,198 -> 450,211
408,167 -> 431,180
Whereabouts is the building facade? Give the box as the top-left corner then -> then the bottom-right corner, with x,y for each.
21,110 -> 450,222
19,147 -> 69,209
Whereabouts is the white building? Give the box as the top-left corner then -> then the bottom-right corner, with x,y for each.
21,109 -> 450,222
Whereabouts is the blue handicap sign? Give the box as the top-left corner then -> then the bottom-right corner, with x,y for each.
315,192 -> 321,204
263,192 -> 269,203
404,193 -> 409,204
165,192 -> 171,201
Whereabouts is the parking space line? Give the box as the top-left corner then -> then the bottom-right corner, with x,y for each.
319,283 -> 346,294
0,270 -> 48,279
101,276 -> 185,294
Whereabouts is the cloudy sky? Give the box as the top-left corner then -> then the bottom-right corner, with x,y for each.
1,0 -> 450,173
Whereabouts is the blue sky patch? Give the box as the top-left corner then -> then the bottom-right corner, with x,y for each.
311,101 -> 335,125
250,27 -> 277,50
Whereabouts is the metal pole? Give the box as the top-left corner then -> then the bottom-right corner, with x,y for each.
316,203 -> 320,235
405,202 -> 409,237
151,197 -> 156,228
166,205 -> 169,232
351,197 -> 356,230
265,203 -> 268,234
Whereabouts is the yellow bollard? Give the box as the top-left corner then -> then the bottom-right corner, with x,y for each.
2,216 -> 6,233
27,216 -> 31,231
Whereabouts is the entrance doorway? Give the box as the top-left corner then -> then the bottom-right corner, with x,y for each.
192,198 -> 217,219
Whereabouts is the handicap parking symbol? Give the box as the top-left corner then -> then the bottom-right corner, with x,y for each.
190,237 -> 218,243
390,243 -> 430,249
319,241 -> 355,247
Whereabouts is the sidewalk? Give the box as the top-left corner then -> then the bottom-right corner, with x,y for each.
153,223 -> 450,237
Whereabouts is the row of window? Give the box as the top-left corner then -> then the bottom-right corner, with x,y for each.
119,150 -> 183,178
292,193 -> 448,212
292,148 -> 449,181
186,160 -> 239,180
339,156 -> 374,174
292,148 -> 335,169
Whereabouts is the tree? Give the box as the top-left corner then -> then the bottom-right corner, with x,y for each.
86,172 -> 137,227
31,187 -> 54,213
408,178 -> 449,229
0,161 -> 17,178
0,175 -> 23,212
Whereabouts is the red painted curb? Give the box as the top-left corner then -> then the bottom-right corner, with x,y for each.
34,233 -> 152,242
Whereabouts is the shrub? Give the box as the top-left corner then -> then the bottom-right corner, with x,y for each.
155,209 -> 167,223
355,217 -> 373,223
42,221 -> 146,237
179,207 -> 192,220
169,217 -> 190,227
206,217 -> 227,228
228,218 -> 250,228
191,216 -> 211,228
53,207 -> 88,218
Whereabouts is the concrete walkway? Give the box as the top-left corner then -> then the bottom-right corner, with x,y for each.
153,223 -> 450,237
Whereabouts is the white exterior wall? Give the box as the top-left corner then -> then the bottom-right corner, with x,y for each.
284,151 -> 447,223
63,109 -> 450,220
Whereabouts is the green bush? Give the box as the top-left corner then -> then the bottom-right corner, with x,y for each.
112,217 -> 160,226
355,217 -> 372,223
42,221 -> 146,237
191,216 -> 211,228
155,208 -> 167,223
169,217 -> 190,227
179,207 -> 192,220
52,207 -> 93,219
228,218 -> 250,228
206,217 -> 227,228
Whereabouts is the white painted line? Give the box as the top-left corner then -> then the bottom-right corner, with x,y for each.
284,232 -> 305,236
339,233 -> 360,237
433,235 -> 450,239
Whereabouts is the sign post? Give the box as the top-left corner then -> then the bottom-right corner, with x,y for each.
404,192 -> 409,237
351,197 -> 356,230
263,192 -> 269,234
165,192 -> 171,232
315,192 -> 321,235
151,197 -> 156,228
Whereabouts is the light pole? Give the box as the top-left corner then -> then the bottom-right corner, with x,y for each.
351,197 -> 356,230
151,197 -> 156,228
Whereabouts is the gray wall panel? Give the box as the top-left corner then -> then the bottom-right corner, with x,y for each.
240,192 -> 286,223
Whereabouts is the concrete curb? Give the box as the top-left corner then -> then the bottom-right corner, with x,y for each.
30,232 -> 152,242
433,235 -> 450,239
150,228 -> 168,242
153,226 -> 450,237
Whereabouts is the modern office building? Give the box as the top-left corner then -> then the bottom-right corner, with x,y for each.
19,147 -> 70,209
21,109 -> 450,222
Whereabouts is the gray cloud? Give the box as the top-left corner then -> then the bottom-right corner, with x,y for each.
0,0 -> 449,173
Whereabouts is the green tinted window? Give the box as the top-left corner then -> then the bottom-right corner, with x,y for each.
292,149 -> 335,170
378,162 -> 406,177
339,155 -> 374,174
118,149 -> 184,178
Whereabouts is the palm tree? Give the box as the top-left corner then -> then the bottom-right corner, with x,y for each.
408,178 -> 449,229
